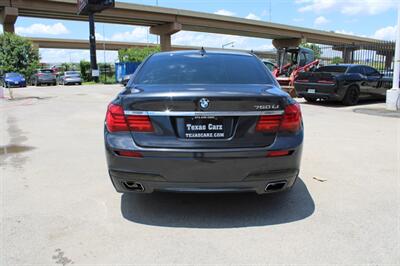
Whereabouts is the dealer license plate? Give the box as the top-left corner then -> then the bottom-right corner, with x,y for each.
184,117 -> 225,139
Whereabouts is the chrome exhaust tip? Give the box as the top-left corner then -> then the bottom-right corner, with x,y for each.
123,181 -> 145,192
265,181 -> 287,192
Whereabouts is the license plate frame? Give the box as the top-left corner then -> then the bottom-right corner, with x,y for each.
307,89 -> 316,93
184,116 -> 225,139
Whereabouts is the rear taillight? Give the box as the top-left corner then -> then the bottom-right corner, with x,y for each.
126,115 -> 154,132
296,79 -> 309,83
317,80 -> 335,84
106,104 -> 129,132
256,103 -> 302,133
256,115 -> 281,132
105,104 -> 154,133
280,103 -> 302,133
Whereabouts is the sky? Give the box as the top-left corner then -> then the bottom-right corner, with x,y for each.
2,0 -> 399,63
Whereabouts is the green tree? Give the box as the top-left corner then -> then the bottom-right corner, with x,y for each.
331,56 -> 343,64
0,32 -> 39,80
79,60 -> 91,82
118,46 -> 161,62
300,42 -> 321,59
98,63 -> 115,84
60,62 -> 77,72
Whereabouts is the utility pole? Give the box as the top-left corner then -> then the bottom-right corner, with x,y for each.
77,0 -> 114,83
156,0 -> 159,45
268,0 -> 272,22
88,12 -> 99,82
103,24 -> 106,83
386,3 -> 400,111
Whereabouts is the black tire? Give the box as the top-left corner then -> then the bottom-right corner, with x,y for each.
304,96 -> 317,102
342,86 -> 360,106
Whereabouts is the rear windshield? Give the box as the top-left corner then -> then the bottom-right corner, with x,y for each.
133,53 -> 273,85
315,66 -> 348,73
39,69 -> 53,73
65,72 -> 80,76
5,73 -> 21,78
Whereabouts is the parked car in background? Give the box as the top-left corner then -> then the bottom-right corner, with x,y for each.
294,64 -> 392,105
122,74 -> 132,86
59,71 -> 82,85
31,69 -> 57,86
262,59 -> 277,72
1,72 -> 26,88
104,50 -> 303,194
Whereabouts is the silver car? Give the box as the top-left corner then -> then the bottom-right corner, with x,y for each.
60,71 -> 82,85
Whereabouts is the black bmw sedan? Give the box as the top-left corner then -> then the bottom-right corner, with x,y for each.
104,50 -> 303,194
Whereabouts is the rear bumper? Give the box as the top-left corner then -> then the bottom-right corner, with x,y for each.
7,82 -> 26,87
295,83 -> 344,101
38,79 -> 56,84
105,131 -> 303,194
109,169 -> 299,194
64,78 -> 82,84
297,91 -> 342,100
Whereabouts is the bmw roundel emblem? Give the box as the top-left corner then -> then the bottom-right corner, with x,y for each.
199,98 -> 209,110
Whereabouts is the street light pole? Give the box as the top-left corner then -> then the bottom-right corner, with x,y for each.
89,12 -> 99,83
386,3 -> 400,111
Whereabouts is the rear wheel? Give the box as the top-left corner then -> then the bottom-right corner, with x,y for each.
342,86 -> 359,106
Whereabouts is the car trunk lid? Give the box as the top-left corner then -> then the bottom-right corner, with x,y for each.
122,84 -> 288,149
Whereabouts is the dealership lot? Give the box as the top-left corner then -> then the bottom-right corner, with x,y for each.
1,84 -> 399,264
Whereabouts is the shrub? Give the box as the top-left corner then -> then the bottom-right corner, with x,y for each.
0,32 -> 39,80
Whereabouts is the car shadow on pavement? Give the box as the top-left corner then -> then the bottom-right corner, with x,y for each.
120,178 -> 314,228
300,98 -> 385,108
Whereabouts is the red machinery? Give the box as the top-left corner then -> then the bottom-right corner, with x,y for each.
272,47 -> 319,96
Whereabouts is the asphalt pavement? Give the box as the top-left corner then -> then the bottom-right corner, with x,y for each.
1,84 -> 399,264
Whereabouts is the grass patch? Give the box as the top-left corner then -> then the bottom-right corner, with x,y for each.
82,81 -> 97,85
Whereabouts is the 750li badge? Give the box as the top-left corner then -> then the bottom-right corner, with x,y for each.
254,104 -> 280,110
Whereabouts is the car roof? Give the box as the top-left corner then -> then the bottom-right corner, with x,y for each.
151,49 -> 255,58
325,64 -> 372,68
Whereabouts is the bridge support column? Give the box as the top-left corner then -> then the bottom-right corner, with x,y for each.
159,34 -> 172,51
272,38 -> 303,49
0,7 -> 18,33
384,53 -> 394,69
333,45 -> 358,64
150,22 -> 182,51
342,48 -> 355,63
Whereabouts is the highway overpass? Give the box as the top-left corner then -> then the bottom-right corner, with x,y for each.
28,37 -> 276,59
1,0 -> 385,52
